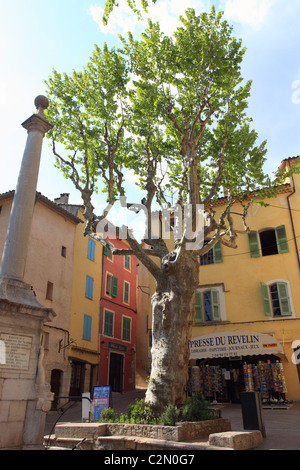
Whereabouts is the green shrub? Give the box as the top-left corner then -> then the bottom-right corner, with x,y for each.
99,407 -> 116,423
157,403 -> 180,426
181,393 -> 216,422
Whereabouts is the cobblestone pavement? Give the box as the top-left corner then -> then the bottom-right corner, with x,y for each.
45,389 -> 300,450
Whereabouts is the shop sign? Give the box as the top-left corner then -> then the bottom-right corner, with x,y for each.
190,331 -> 283,359
92,385 -> 111,419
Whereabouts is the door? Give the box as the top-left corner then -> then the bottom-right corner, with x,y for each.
69,361 -> 85,398
50,369 -> 62,409
109,353 -> 124,392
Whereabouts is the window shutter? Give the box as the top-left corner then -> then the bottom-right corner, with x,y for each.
213,242 -> 223,263
124,255 -> 131,270
104,310 -> 113,336
124,282 -> 129,303
275,225 -> 289,253
211,288 -> 221,321
194,291 -> 203,323
122,317 -> 131,341
85,275 -> 94,299
260,282 -> 272,317
277,282 -> 292,316
111,276 -> 118,297
248,231 -> 261,257
88,238 -> 96,261
83,314 -> 92,340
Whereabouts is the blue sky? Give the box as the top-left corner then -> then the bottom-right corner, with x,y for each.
0,0 -> 300,219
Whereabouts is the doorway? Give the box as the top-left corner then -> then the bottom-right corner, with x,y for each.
109,353 -> 124,392
50,369 -> 62,409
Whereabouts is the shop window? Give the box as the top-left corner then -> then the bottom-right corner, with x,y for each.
200,241 -> 223,265
106,273 -> 118,297
248,226 -> 289,258
122,317 -> 131,342
103,310 -> 114,337
260,281 -> 292,317
194,288 -> 222,323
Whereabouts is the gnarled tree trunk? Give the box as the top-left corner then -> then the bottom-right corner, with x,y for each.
145,253 -> 199,413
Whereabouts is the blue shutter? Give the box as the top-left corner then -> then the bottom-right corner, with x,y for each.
87,238 -> 96,261
83,314 -> 92,340
85,275 -> 94,299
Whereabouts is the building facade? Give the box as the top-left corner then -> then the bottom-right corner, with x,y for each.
0,191 -> 81,407
99,237 -> 137,393
189,159 -> 300,404
56,197 -> 103,399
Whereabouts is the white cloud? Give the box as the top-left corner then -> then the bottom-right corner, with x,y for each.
223,0 -> 274,29
89,2 -> 140,35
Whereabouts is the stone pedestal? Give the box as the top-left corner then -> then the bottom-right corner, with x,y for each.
0,279 -> 55,449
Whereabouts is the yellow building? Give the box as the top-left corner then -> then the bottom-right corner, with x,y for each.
56,197 -> 103,397
190,158 -> 300,404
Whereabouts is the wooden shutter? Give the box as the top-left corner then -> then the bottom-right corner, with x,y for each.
111,276 -> 118,297
248,231 -> 261,257
83,315 -> 92,340
211,288 -> 221,321
260,282 -> 272,317
88,238 -> 96,261
277,282 -> 292,316
124,255 -> 131,270
85,275 -> 94,299
194,291 -> 203,323
275,225 -> 289,253
213,242 -> 223,263
124,282 -> 129,303
104,310 -> 113,336
122,317 -> 131,341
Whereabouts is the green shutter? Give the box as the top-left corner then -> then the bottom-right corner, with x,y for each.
124,255 -> 131,270
248,231 -> 261,257
124,282 -> 129,303
122,317 -> 131,341
104,310 -> 113,336
213,242 -> 223,263
194,291 -> 203,323
275,225 -> 289,253
211,288 -> 221,321
111,276 -> 118,297
260,282 -> 272,317
103,245 -> 109,256
277,282 -> 292,316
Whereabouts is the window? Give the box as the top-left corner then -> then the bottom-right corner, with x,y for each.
83,314 -> 92,340
194,288 -> 221,323
124,281 -> 130,304
103,310 -> 114,337
106,273 -> 118,297
85,275 -> 94,299
122,317 -> 131,342
104,243 -> 113,259
46,281 -> 54,300
87,238 -> 96,261
200,242 -> 223,265
260,281 -> 292,317
61,246 -> 67,257
249,226 -> 289,258
124,255 -> 131,270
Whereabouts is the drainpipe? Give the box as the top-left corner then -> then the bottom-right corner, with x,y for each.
287,160 -> 300,271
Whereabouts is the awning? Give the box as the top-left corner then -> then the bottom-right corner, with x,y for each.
190,331 -> 283,360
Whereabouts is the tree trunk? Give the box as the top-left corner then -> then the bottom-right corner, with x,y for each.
145,253 -> 199,414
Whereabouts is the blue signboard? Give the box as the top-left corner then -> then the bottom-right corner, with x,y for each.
92,386 -> 111,420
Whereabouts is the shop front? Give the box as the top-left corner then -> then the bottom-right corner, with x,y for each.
189,331 -> 290,405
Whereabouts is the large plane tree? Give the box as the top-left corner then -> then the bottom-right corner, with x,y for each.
45,8 -> 288,413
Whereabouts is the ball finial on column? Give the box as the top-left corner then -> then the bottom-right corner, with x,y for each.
34,95 -> 49,117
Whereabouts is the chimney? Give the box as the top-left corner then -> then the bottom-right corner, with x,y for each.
54,193 -> 70,204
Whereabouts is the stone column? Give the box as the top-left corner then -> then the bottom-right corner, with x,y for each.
0,96 -> 55,449
0,95 -> 53,282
